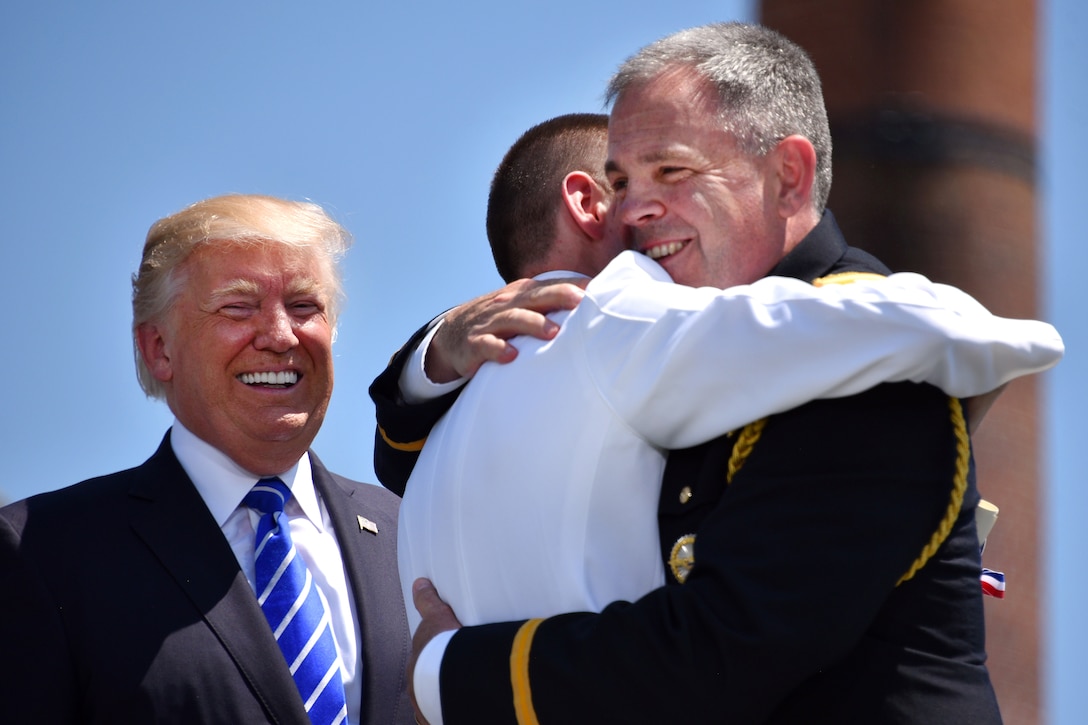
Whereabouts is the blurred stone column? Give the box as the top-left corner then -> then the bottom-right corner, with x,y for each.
759,1 -> 1042,722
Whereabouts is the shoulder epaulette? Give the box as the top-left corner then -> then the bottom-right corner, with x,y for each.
812,271 -> 887,287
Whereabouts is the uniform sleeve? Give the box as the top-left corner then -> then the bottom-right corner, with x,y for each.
369,317 -> 465,495
435,385 -> 980,723
579,265 -> 1062,450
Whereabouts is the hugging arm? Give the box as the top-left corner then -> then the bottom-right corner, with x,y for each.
370,279 -> 586,493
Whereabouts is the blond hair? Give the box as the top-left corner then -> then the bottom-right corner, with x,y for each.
131,194 -> 352,399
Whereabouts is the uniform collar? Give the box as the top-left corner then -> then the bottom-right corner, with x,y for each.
768,209 -> 849,282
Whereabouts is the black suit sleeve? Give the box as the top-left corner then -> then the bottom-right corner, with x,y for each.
0,505 -> 78,722
369,316 -> 465,495
435,384 -> 992,723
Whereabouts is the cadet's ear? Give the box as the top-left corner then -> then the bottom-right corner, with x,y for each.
561,171 -> 609,240
773,135 -> 817,218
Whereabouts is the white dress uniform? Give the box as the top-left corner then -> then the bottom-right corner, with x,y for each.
398,250 -> 1063,633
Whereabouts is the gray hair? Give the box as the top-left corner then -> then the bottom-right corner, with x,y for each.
132,194 -> 352,399
606,22 -> 833,212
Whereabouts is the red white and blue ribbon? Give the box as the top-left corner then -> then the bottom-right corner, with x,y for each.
981,568 -> 1006,599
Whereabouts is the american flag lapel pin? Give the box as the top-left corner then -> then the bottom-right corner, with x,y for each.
357,515 -> 378,535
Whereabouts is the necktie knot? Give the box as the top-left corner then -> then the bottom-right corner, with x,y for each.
244,477 -> 292,517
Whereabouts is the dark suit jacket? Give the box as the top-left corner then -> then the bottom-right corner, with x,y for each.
369,211 -> 1001,724
0,431 -> 413,724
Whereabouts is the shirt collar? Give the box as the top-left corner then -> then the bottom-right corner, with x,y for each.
170,419 -> 323,530
534,269 -> 590,281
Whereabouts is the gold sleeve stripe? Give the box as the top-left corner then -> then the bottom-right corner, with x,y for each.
897,396 -> 970,586
510,618 -> 545,725
376,425 -> 426,452
812,271 -> 887,287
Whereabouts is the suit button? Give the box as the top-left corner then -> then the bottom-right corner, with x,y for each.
679,486 -> 693,504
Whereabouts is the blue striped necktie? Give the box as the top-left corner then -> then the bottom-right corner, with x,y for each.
245,477 -> 349,725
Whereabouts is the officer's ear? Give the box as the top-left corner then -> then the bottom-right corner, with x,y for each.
773,135 -> 817,219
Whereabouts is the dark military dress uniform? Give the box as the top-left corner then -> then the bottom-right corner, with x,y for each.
370,211 -> 1002,724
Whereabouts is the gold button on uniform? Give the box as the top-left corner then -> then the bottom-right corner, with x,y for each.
669,535 -> 696,583
679,486 -> 693,504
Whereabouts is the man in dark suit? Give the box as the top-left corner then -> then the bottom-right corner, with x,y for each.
378,23 -> 1031,724
0,194 -> 413,724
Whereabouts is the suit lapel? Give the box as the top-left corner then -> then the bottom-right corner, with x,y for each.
128,433 -> 309,725
312,453 -> 410,725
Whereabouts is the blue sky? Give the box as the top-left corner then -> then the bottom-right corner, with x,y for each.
2,1 -> 1083,721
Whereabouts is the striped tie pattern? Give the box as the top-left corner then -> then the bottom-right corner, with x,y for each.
245,478 -> 349,725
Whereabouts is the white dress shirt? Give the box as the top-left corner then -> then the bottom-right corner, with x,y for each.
400,251 -> 1064,724
171,421 -> 363,725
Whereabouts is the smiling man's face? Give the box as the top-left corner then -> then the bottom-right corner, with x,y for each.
606,67 -> 789,289
138,241 -> 334,475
